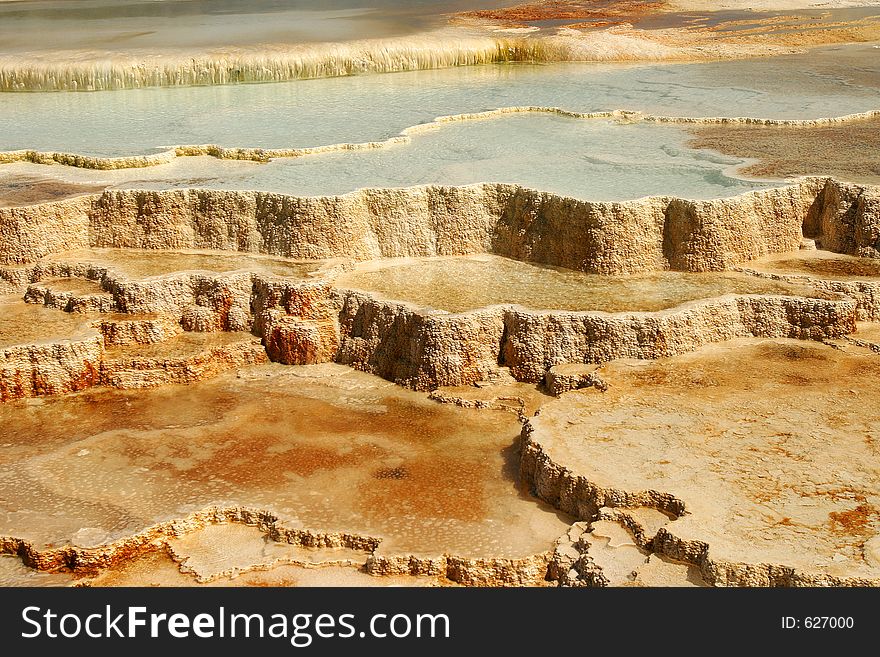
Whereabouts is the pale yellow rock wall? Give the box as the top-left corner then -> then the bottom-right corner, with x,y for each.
0,196 -> 91,265
810,179 -> 880,258
0,335 -> 103,401
334,290 -> 506,390
3,180 -> 866,273
333,293 -> 856,388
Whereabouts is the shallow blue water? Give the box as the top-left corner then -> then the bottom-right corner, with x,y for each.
1,43 -> 877,157
10,114 -> 768,201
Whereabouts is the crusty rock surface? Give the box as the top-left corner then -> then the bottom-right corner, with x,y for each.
0,179 -> 876,395
545,363 -> 607,395
0,264 -> 861,397
0,334 -> 103,401
99,334 -> 267,389
807,179 -> 880,258
333,291 -> 855,389
2,179 -> 879,587
334,290 -> 507,389
521,338 -> 880,586
0,179 -> 869,273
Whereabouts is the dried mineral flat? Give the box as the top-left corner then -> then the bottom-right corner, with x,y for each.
338,254 -> 818,313
854,322 -> 880,345
748,250 -> 880,281
524,337 -> 880,584
45,248 -> 324,280
0,363 -> 571,561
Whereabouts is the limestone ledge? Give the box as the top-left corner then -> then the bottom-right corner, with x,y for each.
6,179 -> 877,275
0,264 -> 859,397
0,251 -> 863,401
0,179 -> 875,397
365,553 -> 551,587
99,339 -> 267,389
95,316 -> 182,347
1,107 -> 878,168
334,289 -> 855,389
738,266 -> 880,322
0,336 -> 103,401
0,506 -> 381,574
0,505 -> 554,587
25,282 -> 115,314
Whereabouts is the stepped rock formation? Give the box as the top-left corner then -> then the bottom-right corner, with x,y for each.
0,179 -> 876,397
3,179 -> 876,272
0,177 -> 879,586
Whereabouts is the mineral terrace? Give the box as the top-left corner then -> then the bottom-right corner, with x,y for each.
1,174 -> 879,587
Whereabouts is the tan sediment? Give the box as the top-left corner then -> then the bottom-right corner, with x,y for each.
0,176 -> 106,208
4,107 -> 880,172
688,116 -> 880,185
336,255 -> 819,313
0,359 -> 568,585
520,337 -> 880,586
459,0 -> 667,24
617,14 -> 880,52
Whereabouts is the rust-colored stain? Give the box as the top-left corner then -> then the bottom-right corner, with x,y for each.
460,0 -> 665,24
829,503 -> 877,535
374,466 -> 408,480
359,456 -> 489,523
119,390 -> 507,527
154,429 -> 383,485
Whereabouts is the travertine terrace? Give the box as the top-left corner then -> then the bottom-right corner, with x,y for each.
0,170 -> 879,586
2,0 -> 879,91
2,1 -> 880,589
522,338 -> 880,586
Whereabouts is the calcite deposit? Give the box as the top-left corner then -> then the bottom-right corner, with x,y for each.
521,338 -> 880,586
2,1 -> 878,92
0,179 -> 872,395
0,177 -> 879,586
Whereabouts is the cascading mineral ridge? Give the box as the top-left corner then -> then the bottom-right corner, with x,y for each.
0,173 -> 878,586
0,179 -> 873,396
